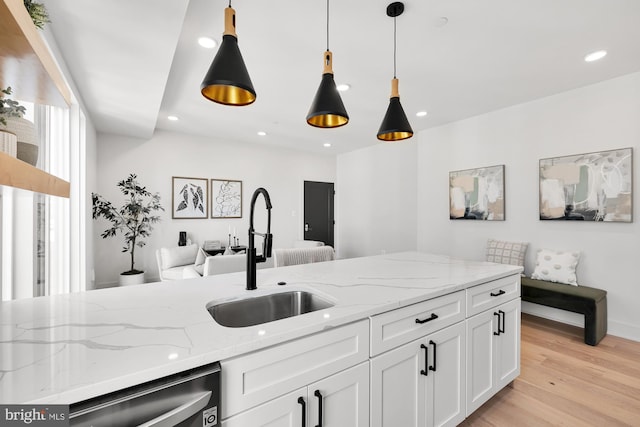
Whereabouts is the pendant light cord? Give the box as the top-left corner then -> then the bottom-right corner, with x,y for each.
393,15 -> 397,78
326,0 -> 330,51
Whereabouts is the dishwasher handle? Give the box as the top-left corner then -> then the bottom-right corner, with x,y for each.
138,391 -> 212,427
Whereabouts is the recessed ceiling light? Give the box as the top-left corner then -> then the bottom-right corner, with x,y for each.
257,131 -> 267,136
323,143 -> 332,148
584,50 -> 607,62
337,84 -> 351,92
198,37 -> 217,49
416,111 -> 428,117
167,115 -> 179,121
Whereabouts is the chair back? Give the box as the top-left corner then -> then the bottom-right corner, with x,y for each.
274,246 -> 335,267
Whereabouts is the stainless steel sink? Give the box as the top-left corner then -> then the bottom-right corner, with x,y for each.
207,291 -> 334,328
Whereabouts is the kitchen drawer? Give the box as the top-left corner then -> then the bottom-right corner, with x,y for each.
466,274 -> 520,317
221,319 -> 369,418
370,290 -> 465,356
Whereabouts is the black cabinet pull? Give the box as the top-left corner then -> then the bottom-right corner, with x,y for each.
493,312 -> 501,336
420,343 -> 429,376
490,290 -> 506,297
415,313 -> 438,324
314,390 -> 323,427
298,397 -> 306,427
429,340 -> 437,372
499,310 -> 505,334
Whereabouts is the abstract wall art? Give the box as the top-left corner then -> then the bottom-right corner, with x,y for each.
211,179 -> 242,218
539,148 -> 632,222
449,165 -> 505,220
172,177 -> 208,219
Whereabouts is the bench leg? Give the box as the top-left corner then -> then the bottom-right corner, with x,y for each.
584,297 -> 607,346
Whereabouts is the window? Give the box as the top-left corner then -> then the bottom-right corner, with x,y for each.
0,99 -> 86,300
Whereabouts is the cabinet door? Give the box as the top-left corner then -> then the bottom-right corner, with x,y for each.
426,322 -> 466,427
221,388 -> 306,427
465,308 -> 496,416
371,338 -> 426,427
309,362 -> 369,427
495,298 -> 521,390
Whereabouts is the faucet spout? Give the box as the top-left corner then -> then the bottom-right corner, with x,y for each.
247,188 -> 273,291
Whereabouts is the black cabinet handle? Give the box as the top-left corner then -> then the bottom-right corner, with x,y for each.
493,312 -> 501,336
490,290 -> 506,297
415,313 -> 439,324
420,343 -> 429,376
499,310 -> 505,334
298,397 -> 306,427
314,390 -> 323,427
429,340 -> 437,372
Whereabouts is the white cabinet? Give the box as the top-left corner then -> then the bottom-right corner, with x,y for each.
221,387 -> 305,427
371,321 -> 465,427
466,298 -> 520,415
222,320 -> 369,417
222,362 -> 369,427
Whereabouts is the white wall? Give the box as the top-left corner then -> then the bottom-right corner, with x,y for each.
417,72 -> 640,341
336,142 -> 418,259
94,130 -> 336,286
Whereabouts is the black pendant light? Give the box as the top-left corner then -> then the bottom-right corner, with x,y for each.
377,2 -> 413,142
306,0 -> 349,128
201,1 -> 256,106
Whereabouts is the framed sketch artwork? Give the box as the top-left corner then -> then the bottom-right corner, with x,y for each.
172,177 -> 208,219
449,165 -> 505,220
539,148 -> 632,222
211,179 -> 242,218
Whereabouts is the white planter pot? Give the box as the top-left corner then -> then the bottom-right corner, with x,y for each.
4,117 -> 38,166
0,130 -> 17,157
119,271 -> 145,286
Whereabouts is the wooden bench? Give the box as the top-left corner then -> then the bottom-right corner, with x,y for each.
521,277 -> 607,346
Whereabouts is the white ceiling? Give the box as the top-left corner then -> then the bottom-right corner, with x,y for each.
42,0 -> 640,155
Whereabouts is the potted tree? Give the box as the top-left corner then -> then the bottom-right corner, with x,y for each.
92,174 -> 164,286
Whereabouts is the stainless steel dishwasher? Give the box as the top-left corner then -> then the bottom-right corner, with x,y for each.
69,362 -> 220,427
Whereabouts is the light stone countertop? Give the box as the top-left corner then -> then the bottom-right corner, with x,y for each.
0,251 -> 521,404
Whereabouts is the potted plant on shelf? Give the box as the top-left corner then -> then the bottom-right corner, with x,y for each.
0,86 -> 39,165
0,87 -> 25,158
23,0 -> 50,29
92,174 -> 164,286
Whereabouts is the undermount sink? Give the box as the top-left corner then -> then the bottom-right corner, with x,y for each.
207,291 -> 334,328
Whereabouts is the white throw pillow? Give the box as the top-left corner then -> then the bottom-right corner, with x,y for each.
531,248 -> 580,285
160,244 -> 198,269
486,239 -> 528,268
194,247 -> 207,266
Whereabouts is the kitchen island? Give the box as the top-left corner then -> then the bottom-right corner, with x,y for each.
0,251 -> 521,424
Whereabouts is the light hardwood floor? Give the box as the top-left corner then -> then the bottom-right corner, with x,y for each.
460,313 -> 640,426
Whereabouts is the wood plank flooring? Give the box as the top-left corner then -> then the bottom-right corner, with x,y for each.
460,313 -> 640,426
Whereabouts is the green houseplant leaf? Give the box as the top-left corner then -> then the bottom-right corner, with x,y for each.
23,0 -> 50,29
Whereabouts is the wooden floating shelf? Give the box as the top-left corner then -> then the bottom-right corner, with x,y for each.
0,0 -> 71,107
0,151 -> 70,198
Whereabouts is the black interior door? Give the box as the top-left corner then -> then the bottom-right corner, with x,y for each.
304,181 -> 334,247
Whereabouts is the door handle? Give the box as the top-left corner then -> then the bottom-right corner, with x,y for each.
499,310 -> 505,334
139,391 -> 211,427
493,312 -> 501,336
298,396 -> 306,427
420,343 -> 429,376
429,340 -> 437,372
305,223 -> 310,232
314,390 -> 323,427
415,313 -> 438,324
